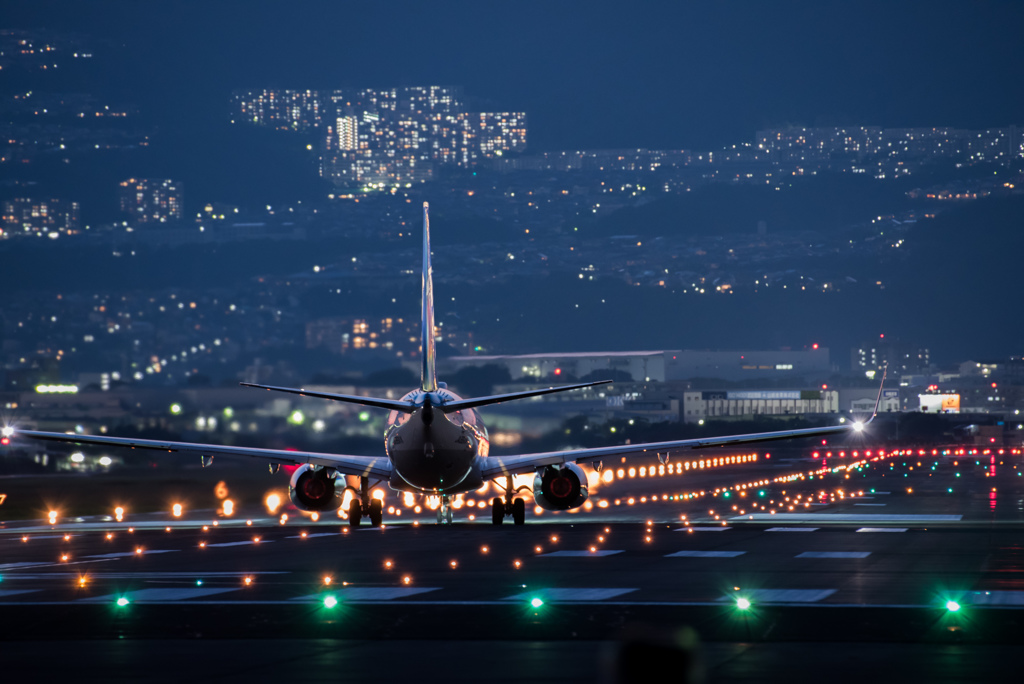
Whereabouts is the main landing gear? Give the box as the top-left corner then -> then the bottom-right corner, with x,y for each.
346,476 -> 383,528
492,474 -> 528,525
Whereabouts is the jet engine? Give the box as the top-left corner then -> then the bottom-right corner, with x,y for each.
288,465 -> 342,511
533,463 -> 589,511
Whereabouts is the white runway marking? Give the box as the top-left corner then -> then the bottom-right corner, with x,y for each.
5,571 -> 289,580
84,550 -> 178,559
796,551 -> 871,559
737,513 -> 960,522
673,527 -> 731,532
504,588 -> 637,602
965,591 -> 1024,606
665,550 -> 746,558
856,528 -> 908,533
80,587 -> 241,602
0,589 -> 40,598
285,533 -> 336,539
723,588 -> 836,603
205,540 -> 274,547
0,562 -> 50,570
766,527 -> 819,532
295,587 -> 440,601
540,550 -> 624,557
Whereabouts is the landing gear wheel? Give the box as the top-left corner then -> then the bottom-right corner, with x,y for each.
445,505 -> 453,524
348,501 -> 362,527
436,505 -> 444,524
512,498 -> 526,525
491,497 -> 505,525
368,499 -> 383,527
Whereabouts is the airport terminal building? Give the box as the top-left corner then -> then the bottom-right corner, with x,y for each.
442,347 -> 833,383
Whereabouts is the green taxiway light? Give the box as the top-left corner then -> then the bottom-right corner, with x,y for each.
530,597 -> 544,608
116,597 -> 130,607
736,597 -> 751,610
946,600 -> 961,612
323,595 -> 339,609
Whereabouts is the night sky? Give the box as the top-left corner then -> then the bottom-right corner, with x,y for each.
7,0 -> 1024,151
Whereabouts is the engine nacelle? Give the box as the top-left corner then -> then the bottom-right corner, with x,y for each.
533,463 -> 589,511
288,465 -> 342,511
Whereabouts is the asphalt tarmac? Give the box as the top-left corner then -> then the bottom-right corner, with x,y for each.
1,447 -> 1022,682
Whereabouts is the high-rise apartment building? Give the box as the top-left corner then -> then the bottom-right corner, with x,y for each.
118,178 -> 183,224
235,86 -> 527,190
1,198 -> 80,237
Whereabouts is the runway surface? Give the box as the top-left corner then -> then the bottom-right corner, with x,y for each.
1,448 -> 1022,682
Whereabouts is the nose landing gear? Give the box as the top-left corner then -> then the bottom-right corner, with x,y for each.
435,495 -> 453,524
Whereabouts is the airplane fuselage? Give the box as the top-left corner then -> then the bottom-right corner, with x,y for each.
384,389 -> 489,495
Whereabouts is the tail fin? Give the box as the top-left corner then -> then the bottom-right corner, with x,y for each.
421,202 -> 437,392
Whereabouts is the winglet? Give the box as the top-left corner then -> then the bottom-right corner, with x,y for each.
421,202 -> 437,392
867,365 -> 888,422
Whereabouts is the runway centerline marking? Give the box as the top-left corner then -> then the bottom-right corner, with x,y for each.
721,588 -> 836,603
84,550 -> 179,559
504,588 -> 637,602
673,527 -> 731,532
856,527 -> 908,533
966,591 -> 1024,606
854,503 -> 887,507
665,550 -> 746,558
295,587 -> 440,601
539,550 -> 624,558
80,587 -> 242,602
738,514 -> 960,522
205,540 -> 275,547
796,551 -> 871,559
766,527 -> 819,532
0,589 -> 41,598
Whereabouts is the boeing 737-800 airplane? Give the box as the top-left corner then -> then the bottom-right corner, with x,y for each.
10,203 -> 882,526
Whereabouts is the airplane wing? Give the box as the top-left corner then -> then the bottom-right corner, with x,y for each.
480,421 -> 864,479
12,429 -> 391,479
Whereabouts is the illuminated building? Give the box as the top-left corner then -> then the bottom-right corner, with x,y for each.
231,89 -> 322,131
1,198 -> 80,238
118,178 -> 183,224
236,86 -> 527,190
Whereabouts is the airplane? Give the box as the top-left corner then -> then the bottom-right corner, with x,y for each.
7,202 -> 883,526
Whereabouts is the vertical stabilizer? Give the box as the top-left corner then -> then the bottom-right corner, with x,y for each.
421,202 -> 438,392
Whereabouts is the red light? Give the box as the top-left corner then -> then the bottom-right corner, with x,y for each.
812,343 -> 819,350
0,437 -> 8,446
821,384 -> 828,390
991,382 -> 997,389
554,368 -> 561,376
880,333 -> 885,338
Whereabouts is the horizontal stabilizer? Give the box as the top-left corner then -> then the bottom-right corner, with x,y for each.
240,382 -> 416,413
440,380 -> 612,413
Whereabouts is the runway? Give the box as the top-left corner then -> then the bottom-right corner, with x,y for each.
1,448 -> 1022,681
